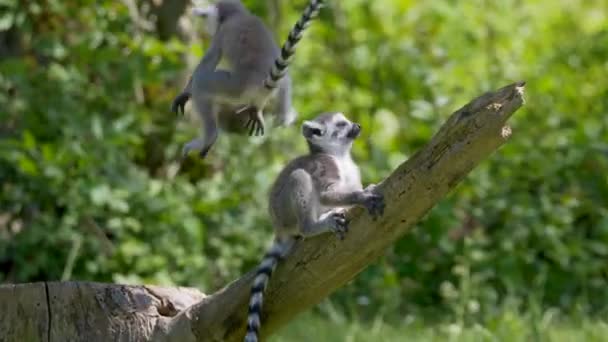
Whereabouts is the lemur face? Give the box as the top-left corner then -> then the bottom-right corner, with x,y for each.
192,3 -> 219,36
192,1 -> 245,35
302,112 -> 361,154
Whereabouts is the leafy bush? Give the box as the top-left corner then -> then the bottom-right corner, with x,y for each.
1,0 -> 607,322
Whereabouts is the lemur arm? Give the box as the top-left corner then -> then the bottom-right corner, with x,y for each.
194,30 -> 223,74
171,78 -> 191,115
320,184 -> 384,219
171,29 -> 222,116
319,187 -> 365,207
183,77 -> 193,94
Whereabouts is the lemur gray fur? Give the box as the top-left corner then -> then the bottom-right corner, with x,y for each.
244,112 -> 385,342
174,0 -> 296,136
172,0 -> 324,158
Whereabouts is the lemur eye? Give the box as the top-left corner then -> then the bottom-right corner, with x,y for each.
311,128 -> 323,136
336,121 -> 348,128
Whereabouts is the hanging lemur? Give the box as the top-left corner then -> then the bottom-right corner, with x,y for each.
173,0 -> 324,158
244,112 -> 386,342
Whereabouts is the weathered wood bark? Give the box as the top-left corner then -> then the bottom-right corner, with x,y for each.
0,82 -> 525,342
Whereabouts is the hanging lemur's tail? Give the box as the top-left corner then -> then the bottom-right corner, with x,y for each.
263,0 -> 325,90
244,238 -> 294,342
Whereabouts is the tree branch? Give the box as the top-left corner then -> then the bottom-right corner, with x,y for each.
0,82 -> 525,342
159,81 -> 526,341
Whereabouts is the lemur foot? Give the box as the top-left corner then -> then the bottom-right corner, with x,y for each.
181,138 -> 208,160
362,185 -> 385,220
171,92 -> 190,115
199,145 -> 212,159
238,106 -> 265,136
326,209 -> 349,240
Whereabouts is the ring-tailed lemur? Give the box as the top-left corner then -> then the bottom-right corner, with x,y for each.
237,0 -> 325,136
172,0 -> 325,158
244,112 -> 385,342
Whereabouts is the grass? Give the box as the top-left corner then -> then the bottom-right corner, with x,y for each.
270,312 -> 608,342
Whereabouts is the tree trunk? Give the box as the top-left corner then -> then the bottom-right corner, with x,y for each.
0,82 -> 525,342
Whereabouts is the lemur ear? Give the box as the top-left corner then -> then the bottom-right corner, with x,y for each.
302,121 -> 324,138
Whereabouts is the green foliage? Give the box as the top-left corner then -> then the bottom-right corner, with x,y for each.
1,0 -> 607,325
272,311 -> 608,342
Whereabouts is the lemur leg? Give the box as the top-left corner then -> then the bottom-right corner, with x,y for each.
182,96 -> 219,159
288,170 -> 349,239
183,70 -> 254,158
193,70 -> 266,137
192,70 -> 247,99
273,75 -> 297,126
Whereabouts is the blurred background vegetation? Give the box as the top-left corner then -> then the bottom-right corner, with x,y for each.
1,0 -> 607,340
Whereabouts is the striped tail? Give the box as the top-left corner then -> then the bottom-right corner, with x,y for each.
263,0 -> 325,91
244,239 -> 294,342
